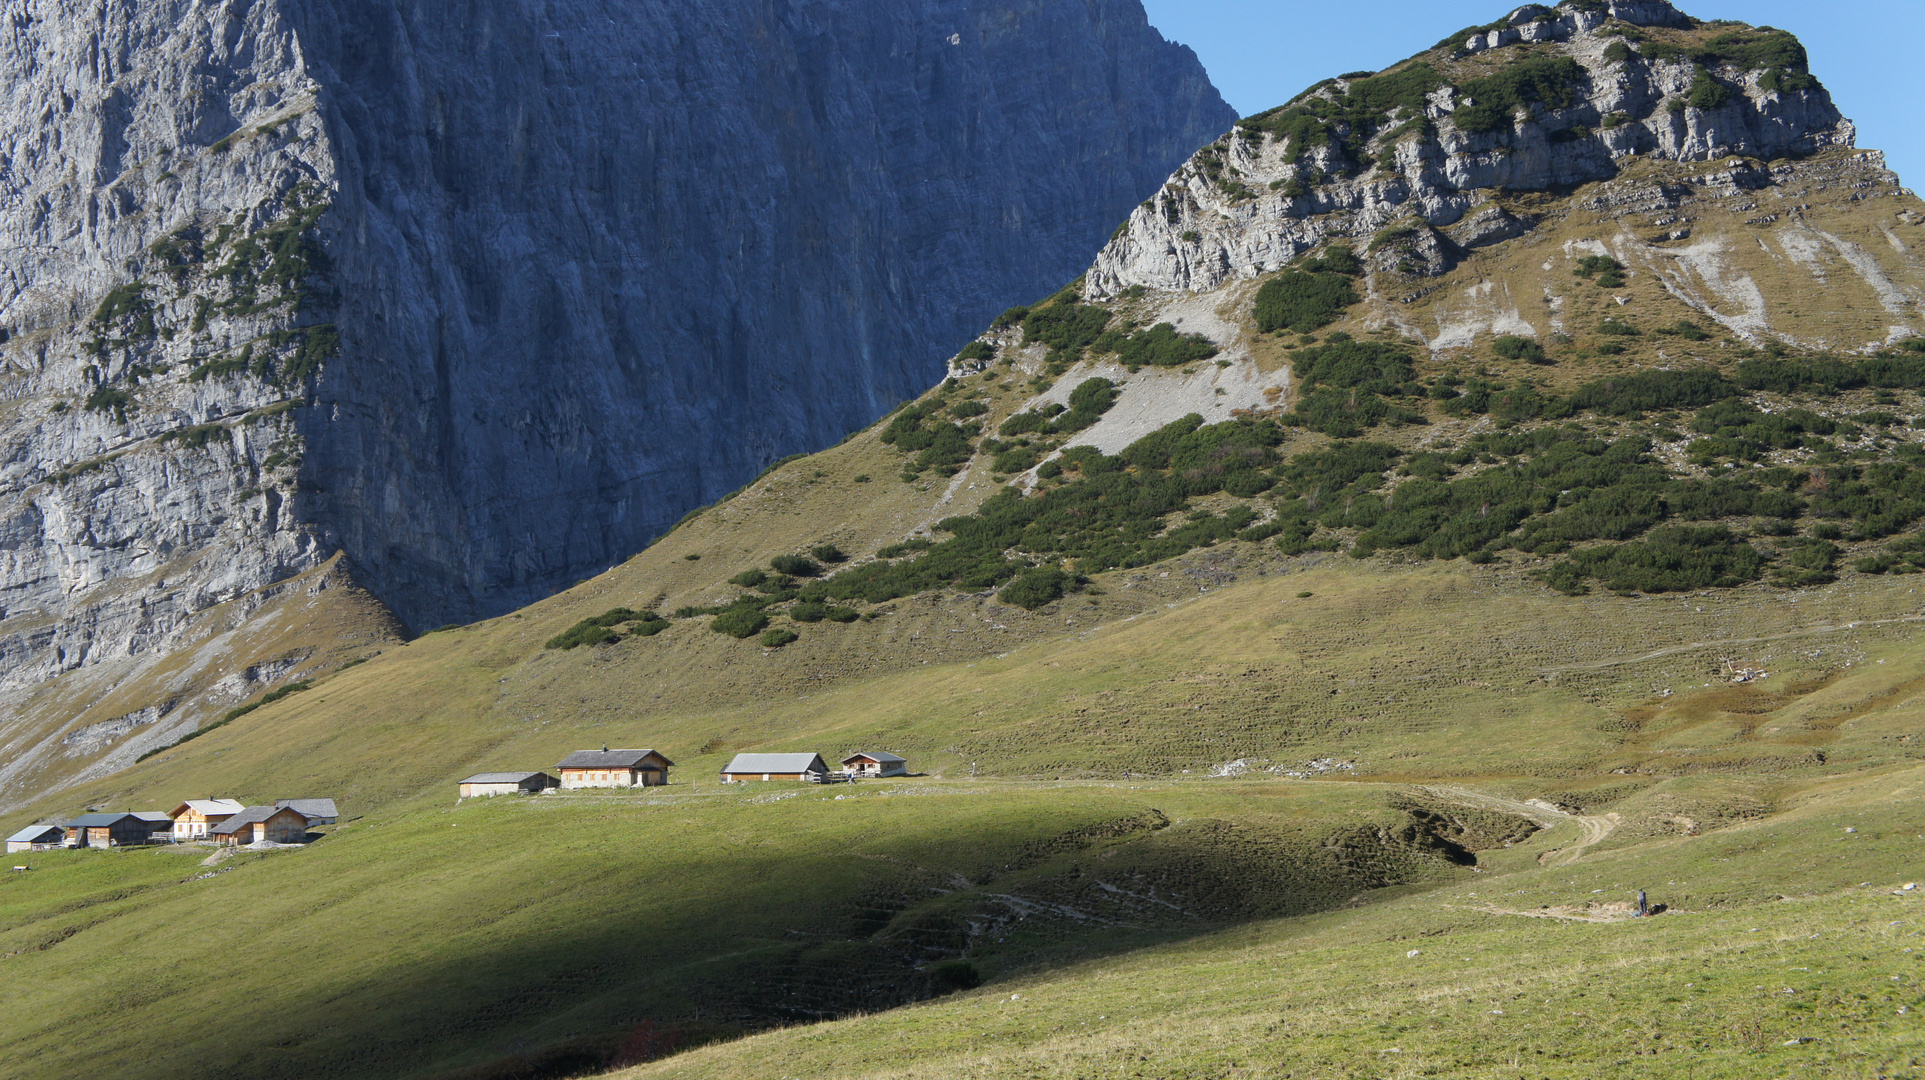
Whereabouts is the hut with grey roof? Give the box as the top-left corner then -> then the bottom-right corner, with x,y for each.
212,806 -> 310,846
556,748 -> 674,789
275,798 -> 339,825
7,824 -> 66,853
458,772 -> 559,798
63,812 -> 167,849
841,751 -> 908,778
719,752 -> 830,782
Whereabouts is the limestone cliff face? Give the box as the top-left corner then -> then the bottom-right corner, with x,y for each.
0,0 -> 1231,802
1088,0 -> 1859,299
285,0 -> 1235,625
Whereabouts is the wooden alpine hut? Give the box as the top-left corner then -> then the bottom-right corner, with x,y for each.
840,751 -> 908,778
7,824 -> 66,853
211,806 -> 310,846
63,812 -> 164,849
719,752 -> 830,782
169,799 -> 245,839
458,772 -> 560,798
555,748 -> 674,789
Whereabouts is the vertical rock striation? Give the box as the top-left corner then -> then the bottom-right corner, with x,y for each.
0,0 -> 1232,785
285,0 -> 1236,624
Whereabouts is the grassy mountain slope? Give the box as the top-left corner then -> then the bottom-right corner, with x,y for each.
3,4 -> 1925,1078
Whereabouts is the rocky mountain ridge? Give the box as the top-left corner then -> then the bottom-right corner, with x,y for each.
1089,0 -> 1867,305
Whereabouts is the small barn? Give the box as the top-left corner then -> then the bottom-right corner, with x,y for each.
841,751 -> 908,778
458,772 -> 559,798
133,811 -> 175,839
7,824 -> 65,853
556,748 -> 674,789
212,806 -> 310,846
720,752 -> 829,782
169,799 -> 246,839
276,798 -> 339,825
64,812 -> 164,849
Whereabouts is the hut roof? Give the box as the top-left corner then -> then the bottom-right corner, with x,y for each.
722,752 -> 828,774
556,749 -> 673,770
276,798 -> 339,820
8,824 -> 65,843
841,751 -> 906,764
211,806 -> 303,835
132,812 -> 174,825
460,772 -> 547,784
65,812 -> 140,828
172,799 -> 245,818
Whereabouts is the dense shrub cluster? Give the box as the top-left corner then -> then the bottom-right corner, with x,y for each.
1254,271 -> 1361,335
1280,336 -> 1425,437
1492,335 -> 1548,364
1453,56 -> 1587,135
999,378 -> 1121,439
798,415 -> 1289,605
1022,303 -> 1113,368
1542,525 -> 1765,595
547,607 -> 668,649
882,405 -> 978,479
1236,65 -> 1442,165
1096,323 -> 1219,368
1574,255 -> 1626,288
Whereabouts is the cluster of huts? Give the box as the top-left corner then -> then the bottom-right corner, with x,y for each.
7,798 -> 338,853
456,748 -> 908,797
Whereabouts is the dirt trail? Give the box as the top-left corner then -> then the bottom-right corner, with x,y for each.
1533,613 -> 1925,676
1418,785 -> 1620,866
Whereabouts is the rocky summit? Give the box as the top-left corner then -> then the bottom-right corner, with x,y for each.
0,0 -> 1231,805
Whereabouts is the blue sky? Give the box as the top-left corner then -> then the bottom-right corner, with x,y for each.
1139,0 -> 1922,190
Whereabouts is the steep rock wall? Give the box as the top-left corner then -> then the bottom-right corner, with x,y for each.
290,0 -> 1236,625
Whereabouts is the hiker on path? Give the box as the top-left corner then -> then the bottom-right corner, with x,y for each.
1637,890 -> 1649,917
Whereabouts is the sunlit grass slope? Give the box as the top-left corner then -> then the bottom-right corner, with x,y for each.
620,766 -> 1925,1080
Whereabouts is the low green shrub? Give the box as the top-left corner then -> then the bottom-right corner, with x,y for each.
1453,56 -> 1586,135
770,555 -> 821,578
810,544 -> 847,563
1493,335 -> 1548,363
760,628 -> 799,648
711,607 -> 771,639
1254,270 -> 1360,334
1022,303 -> 1112,367
999,568 -> 1074,610
1097,323 -> 1218,367
957,341 -> 996,363
1541,525 -> 1766,595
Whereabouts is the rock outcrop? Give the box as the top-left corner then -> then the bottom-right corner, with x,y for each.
1087,0 -> 1857,298
0,0 -> 1231,802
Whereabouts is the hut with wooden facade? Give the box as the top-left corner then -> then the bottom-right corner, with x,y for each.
276,798 -> 339,825
7,824 -> 65,853
63,812 -> 165,848
169,799 -> 246,839
841,751 -> 908,778
458,772 -> 559,798
555,748 -> 674,789
720,752 -> 830,782
212,806 -> 310,846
